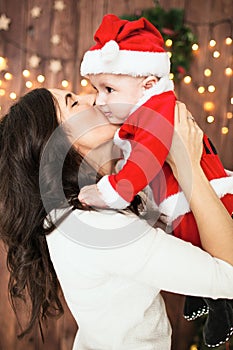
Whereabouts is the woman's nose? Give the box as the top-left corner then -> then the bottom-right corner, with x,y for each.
75,93 -> 96,106
95,93 -> 106,106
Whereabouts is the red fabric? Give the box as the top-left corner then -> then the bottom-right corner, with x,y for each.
108,91 -> 176,202
152,134 -> 233,247
91,14 -> 165,53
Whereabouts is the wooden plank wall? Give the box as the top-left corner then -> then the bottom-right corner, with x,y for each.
0,1 -> 232,349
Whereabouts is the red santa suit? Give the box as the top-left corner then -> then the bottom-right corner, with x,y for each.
96,87 -> 233,247
80,14 -> 233,247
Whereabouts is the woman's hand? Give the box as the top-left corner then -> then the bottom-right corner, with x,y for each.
166,102 -> 203,191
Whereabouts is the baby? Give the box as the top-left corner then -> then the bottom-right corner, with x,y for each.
78,14 -> 233,346
79,14 -> 233,247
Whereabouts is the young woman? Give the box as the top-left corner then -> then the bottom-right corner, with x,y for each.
0,88 -> 232,349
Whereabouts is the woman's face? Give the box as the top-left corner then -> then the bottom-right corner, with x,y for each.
50,89 -> 118,155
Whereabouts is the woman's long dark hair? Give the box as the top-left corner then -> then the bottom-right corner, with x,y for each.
0,88 -> 142,339
0,88 -> 98,338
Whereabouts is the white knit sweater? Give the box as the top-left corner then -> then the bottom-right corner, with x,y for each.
46,209 -> 233,350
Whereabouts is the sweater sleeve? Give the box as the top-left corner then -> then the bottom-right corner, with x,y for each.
102,225 -> 233,299
97,92 -> 176,209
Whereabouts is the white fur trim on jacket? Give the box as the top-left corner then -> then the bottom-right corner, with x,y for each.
80,48 -> 171,78
159,175 -> 233,223
129,77 -> 174,115
113,129 -> 132,169
97,175 -> 130,209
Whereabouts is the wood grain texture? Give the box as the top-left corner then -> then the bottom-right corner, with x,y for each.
0,1 -> 232,349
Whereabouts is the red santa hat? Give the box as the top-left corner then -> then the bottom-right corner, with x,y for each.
80,14 -> 171,78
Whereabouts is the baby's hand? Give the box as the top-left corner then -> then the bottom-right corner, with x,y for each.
78,184 -> 108,208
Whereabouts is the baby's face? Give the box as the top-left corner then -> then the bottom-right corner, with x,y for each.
89,73 -> 144,124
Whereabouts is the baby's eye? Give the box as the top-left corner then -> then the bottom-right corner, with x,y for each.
106,86 -> 114,93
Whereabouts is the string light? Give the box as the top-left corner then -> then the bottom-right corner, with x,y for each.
231,97 -> 233,105
225,67 -> 232,76
225,37 -> 232,45
207,115 -> 215,123
167,52 -> 172,58
190,345 -> 198,350
80,78 -> 88,87
61,79 -> 69,88
0,89 -> 6,96
0,79 -> 2,87
192,43 -> 199,51
213,50 -> 220,58
22,69 -> 30,77
165,39 -> 172,47
25,81 -> 33,88
37,74 -> 45,83
0,56 -> 7,71
169,73 -> 174,80
209,39 -> 216,47
198,86 -> 205,94
208,85 -> 215,93
204,68 -> 212,77
4,72 -> 13,80
227,112 -> 232,119
204,101 -> 215,111
9,92 -> 17,100
183,75 -> 192,84
221,126 -> 229,134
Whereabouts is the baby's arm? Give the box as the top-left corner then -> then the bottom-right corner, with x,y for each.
79,92 -> 175,208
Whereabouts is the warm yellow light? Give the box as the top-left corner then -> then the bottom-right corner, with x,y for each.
204,101 -> 215,111
204,69 -> 212,77
225,37 -> 232,45
208,85 -> 215,93
169,73 -> 174,80
209,39 -> 216,47
226,112 -> 232,119
37,74 -> 45,83
183,75 -> 192,84
0,89 -> 5,96
225,67 -> 232,76
165,39 -> 172,47
0,56 -> 7,71
198,86 -> 205,94
0,106 -> 1,111
213,50 -> 220,58
231,97 -> 233,105
192,43 -> 199,51
207,115 -> 215,123
26,81 -> 33,88
167,52 -> 172,58
221,127 -> 229,134
61,80 -> 69,88
190,345 -> 198,350
81,79 -> 88,87
4,72 -> 13,80
0,79 -> 2,87
22,69 -> 30,77
9,92 -> 17,100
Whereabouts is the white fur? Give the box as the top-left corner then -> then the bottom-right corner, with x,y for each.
159,175 -> 233,222
97,175 -> 130,209
80,49 -> 171,77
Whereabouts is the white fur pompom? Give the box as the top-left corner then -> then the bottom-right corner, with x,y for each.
101,40 -> 120,63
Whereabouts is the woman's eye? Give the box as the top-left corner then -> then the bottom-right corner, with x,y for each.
71,101 -> 78,108
106,87 -> 114,93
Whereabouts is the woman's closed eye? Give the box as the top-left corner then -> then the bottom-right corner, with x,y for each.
71,100 -> 79,108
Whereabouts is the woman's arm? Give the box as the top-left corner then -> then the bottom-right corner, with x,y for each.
166,102 -> 233,264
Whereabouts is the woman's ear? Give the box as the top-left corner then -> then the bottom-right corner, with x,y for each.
142,76 -> 158,90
